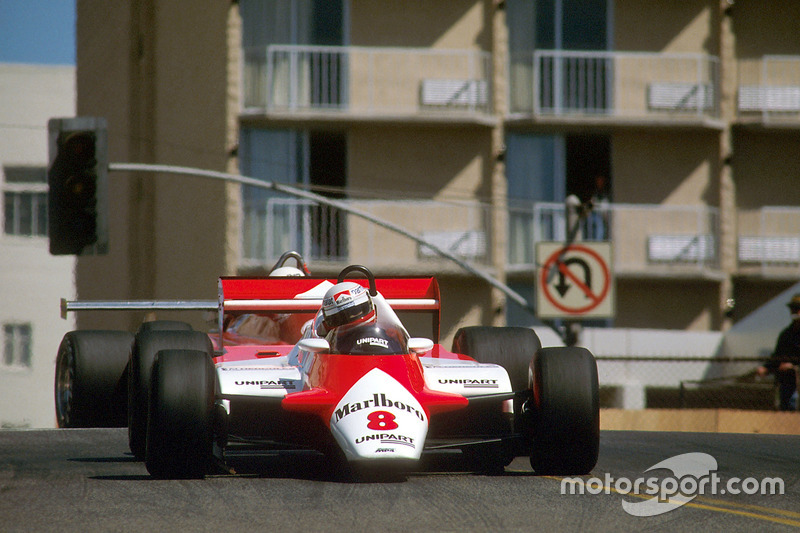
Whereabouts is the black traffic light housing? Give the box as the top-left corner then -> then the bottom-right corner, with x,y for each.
48,117 -> 108,255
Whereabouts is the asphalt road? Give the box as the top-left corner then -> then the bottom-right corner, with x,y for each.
1,429 -> 799,532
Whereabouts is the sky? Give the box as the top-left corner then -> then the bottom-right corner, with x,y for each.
0,0 -> 76,65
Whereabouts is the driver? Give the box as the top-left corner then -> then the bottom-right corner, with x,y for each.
321,282 -> 407,355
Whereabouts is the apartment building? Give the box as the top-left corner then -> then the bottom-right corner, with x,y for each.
74,0 -> 800,348
0,63 -> 76,427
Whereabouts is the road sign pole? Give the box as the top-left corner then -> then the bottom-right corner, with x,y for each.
564,194 -> 583,346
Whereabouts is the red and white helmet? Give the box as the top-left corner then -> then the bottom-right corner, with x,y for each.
322,282 -> 375,329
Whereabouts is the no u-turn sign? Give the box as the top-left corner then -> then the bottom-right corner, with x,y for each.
536,242 -> 615,319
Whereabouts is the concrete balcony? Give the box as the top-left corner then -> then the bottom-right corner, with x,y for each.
508,50 -> 721,126
508,202 -> 721,278
242,45 -> 493,123
737,206 -> 800,278
240,197 -> 493,273
737,56 -> 800,126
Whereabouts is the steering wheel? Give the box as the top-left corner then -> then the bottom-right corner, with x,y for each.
337,265 -> 377,296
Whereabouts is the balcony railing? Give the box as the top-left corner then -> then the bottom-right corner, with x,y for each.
241,197 -> 493,269
242,198 -> 800,278
508,202 -> 721,274
243,45 -> 492,117
509,50 -> 720,121
738,206 -> 800,276
737,55 -> 800,123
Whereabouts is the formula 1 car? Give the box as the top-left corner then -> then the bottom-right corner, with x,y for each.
55,259 -> 599,480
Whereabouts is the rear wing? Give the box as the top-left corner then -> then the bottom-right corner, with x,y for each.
61,276 -> 442,339
219,276 -> 441,340
219,277 -> 439,312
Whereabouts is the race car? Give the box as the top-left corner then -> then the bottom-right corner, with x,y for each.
55,258 -> 599,480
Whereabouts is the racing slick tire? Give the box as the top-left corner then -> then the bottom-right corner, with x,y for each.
452,327 -> 541,471
528,346 -> 599,475
54,330 -> 134,428
128,329 -> 212,460
145,349 -> 214,479
452,326 -> 541,392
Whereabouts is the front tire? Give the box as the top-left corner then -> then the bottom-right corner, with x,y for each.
451,327 -> 541,472
145,349 -> 214,479
128,328 -> 211,459
54,331 -> 133,428
528,346 -> 599,475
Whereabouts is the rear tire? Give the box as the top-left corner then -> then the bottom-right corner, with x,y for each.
145,349 -> 214,479
54,331 -> 133,428
528,346 -> 599,475
128,328 -> 211,459
452,326 -> 541,392
137,320 -> 193,334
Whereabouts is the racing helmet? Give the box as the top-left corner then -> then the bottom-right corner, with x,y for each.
322,281 -> 375,330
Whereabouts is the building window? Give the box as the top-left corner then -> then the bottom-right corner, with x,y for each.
3,323 -> 32,369
239,128 -> 347,264
3,166 -> 48,237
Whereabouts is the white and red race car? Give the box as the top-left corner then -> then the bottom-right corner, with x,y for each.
55,260 -> 599,479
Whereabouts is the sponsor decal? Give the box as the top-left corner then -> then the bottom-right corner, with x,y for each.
437,378 -> 499,388
333,393 -> 425,423
375,448 -> 395,453
324,286 -> 366,310
355,433 -> 415,449
357,337 -> 389,349
234,379 -> 297,390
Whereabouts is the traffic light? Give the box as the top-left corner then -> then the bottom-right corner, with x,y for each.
48,117 -> 108,255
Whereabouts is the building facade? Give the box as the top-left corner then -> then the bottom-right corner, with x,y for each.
74,0 -> 800,349
0,63 -> 76,427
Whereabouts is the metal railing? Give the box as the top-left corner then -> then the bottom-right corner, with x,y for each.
508,202 -> 721,273
737,55 -> 800,123
738,206 -> 800,276
242,196 -> 800,278
241,196 -> 493,269
243,44 -> 492,116
509,50 -> 719,120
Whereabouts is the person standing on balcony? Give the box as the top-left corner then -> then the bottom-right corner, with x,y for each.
757,294 -> 800,411
584,173 -> 610,240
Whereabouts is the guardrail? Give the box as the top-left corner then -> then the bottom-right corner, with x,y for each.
509,50 -> 719,120
243,44 -> 492,116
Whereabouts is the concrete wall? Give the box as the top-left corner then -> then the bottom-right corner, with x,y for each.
350,0 -> 489,50
75,0 -> 237,331
0,63 -> 76,427
348,124 -> 491,199
615,0 -> 717,54
733,0 -> 800,58
613,130 -> 719,206
601,408 -> 800,435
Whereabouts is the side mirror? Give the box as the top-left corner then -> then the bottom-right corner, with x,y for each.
408,337 -> 434,355
297,338 -> 330,354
